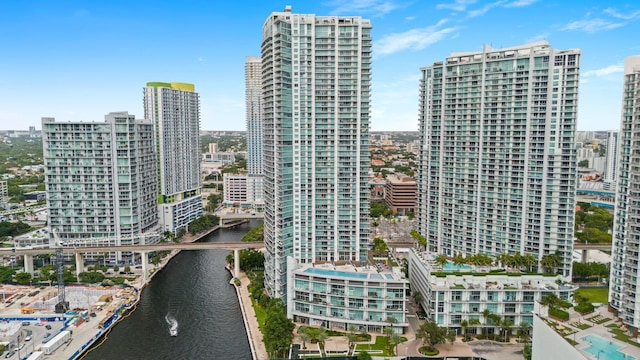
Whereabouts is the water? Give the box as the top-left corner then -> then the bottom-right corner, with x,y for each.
83,221 -> 260,360
582,334 -> 635,360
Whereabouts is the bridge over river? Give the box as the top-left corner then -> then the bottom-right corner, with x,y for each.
0,241 -> 264,282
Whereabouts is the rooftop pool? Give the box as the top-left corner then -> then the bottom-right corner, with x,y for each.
304,268 -> 387,280
582,334 -> 635,360
442,261 -> 472,272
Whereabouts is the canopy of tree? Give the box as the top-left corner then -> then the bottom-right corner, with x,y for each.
0,221 -> 33,238
575,203 -> 613,243
188,215 -> 219,235
241,223 -> 264,242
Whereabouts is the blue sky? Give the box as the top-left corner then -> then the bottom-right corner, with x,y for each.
0,0 -> 638,132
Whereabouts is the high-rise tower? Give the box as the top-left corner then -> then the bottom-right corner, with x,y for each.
42,112 -> 159,261
262,6 -> 372,298
246,56 -> 264,177
144,82 -> 203,235
417,41 -> 580,277
605,129 -> 620,190
611,56 -> 640,335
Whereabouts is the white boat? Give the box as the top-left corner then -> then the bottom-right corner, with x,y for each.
165,314 -> 178,337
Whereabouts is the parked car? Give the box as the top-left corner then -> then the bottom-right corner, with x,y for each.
45,324 -> 52,330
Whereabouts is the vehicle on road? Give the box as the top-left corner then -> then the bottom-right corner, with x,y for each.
25,335 -> 32,341
44,324 -> 51,330
4,350 -> 14,358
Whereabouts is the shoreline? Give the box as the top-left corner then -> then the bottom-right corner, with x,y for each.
227,262 -> 268,360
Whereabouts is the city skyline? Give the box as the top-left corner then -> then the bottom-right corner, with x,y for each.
1,0 -> 638,132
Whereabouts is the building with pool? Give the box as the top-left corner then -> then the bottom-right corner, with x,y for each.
409,249 -> 576,333
287,258 -> 408,333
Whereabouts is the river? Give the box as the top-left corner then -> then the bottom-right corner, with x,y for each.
83,220 -> 260,360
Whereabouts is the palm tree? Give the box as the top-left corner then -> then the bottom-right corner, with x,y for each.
453,253 -> 466,267
481,309 -> 491,336
541,253 -> 561,273
435,254 -> 448,269
517,322 -> 532,344
346,326 -> 359,354
299,330 -> 311,350
413,291 -> 424,309
489,314 -> 502,339
460,319 -> 469,340
468,318 -> 481,337
541,293 -> 560,309
523,253 -> 537,272
500,317 -> 513,342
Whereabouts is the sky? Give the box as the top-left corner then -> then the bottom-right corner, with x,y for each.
0,0 -> 638,132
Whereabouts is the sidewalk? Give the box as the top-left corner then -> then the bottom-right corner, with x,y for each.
233,270 -> 268,360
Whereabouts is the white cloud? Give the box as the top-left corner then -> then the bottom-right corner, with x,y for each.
503,0 -> 538,8
374,19 -> 458,55
328,0 -> 400,16
467,0 -> 505,18
582,64 -> 624,77
436,0 -> 477,12
405,16 -> 416,20
561,19 -> 624,33
604,7 -> 640,20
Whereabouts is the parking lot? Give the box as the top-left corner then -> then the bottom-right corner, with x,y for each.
2,319 -> 64,358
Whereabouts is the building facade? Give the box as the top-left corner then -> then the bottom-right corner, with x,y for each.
384,174 -> 417,216
417,41 -> 580,277
604,130 -> 620,190
0,180 -> 8,205
223,174 -> 264,206
42,112 -> 160,260
611,56 -> 640,336
288,259 -> 408,333
262,6 -> 372,301
409,249 -> 575,331
246,56 -> 264,177
144,82 -> 203,235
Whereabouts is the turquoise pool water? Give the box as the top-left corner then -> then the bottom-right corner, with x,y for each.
442,261 -> 472,272
305,268 -> 368,279
582,334 -> 635,360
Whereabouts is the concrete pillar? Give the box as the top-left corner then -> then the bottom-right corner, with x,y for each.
75,253 -> 84,278
234,249 -> 240,278
581,249 -> 588,263
23,254 -> 34,274
140,251 -> 149,283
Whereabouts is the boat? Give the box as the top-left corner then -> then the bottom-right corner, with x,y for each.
165,314 -> 178,337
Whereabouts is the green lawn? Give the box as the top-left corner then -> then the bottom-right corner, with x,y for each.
251,299 -> 267,331
354,335 -> 407,356
575,287 -> 609,304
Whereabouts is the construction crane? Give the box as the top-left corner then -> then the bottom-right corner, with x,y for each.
52,230 -> 69,314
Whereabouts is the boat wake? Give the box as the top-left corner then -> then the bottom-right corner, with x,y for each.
165,313 -> 178,337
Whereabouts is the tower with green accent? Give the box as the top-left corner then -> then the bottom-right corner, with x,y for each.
144,82 -> 203,234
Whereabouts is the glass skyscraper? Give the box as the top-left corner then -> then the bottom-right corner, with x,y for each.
611,56 -> 640,335
262,6 -> 372,298
417,41 -> 580,277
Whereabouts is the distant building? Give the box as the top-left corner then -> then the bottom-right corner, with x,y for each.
246,56 -> 264,177
24,191 -> 46,204
202,152 -> 236,165
144,82 -> 203,235
208,143 -> 218,154
384,174 -> 416,216
0,180 -> 7,204
604,130 -> 619,191
223,174 -> 264,206
42,112 -> 160,261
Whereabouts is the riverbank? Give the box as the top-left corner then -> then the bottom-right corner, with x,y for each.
228,265 -> 268,360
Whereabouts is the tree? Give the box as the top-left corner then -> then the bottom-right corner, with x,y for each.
578,159 -> 589,168
346,326 -> 359,354
0,266 -> 16,283
410,229 -> 427,250
413,291 -> 424,308
14,272 -> 32,285
468,318 -> 481,337
517,322 -> 532,344
416,319 -> 449,352
299,328 -> 311,350
481,309 -> 491,336
434,254 -> 448,269
500,317 -> 513,342
262,299 -> 295,359
540,293 -> 561,309
357,351 -> 373,360
460,319 -> 469,340
541,253 -> 561,273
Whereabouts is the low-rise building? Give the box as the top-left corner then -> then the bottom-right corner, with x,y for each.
222,174 -> 264,206
409,249 -> 576,334
287,258 -> 408,333
384,174 -> 416,216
